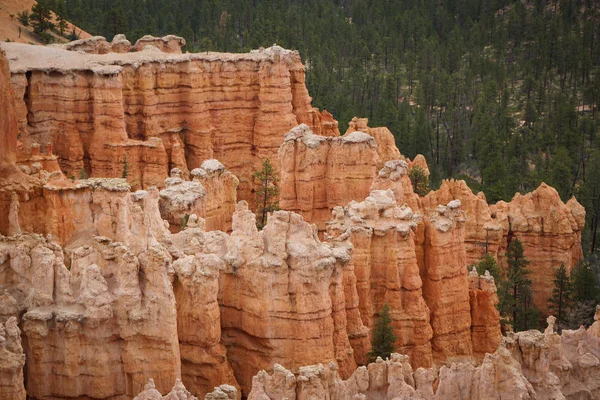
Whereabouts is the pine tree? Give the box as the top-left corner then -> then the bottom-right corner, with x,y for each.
472,253 -> 502,282
571,261 -> 600,304
30,0 -> 54,34
121,155 -> 129,179
408,166 -> 429,196
497,238 -> 540,331
367,303 -> 396,362
254,158 -> 279,229
547,264 -> 573,328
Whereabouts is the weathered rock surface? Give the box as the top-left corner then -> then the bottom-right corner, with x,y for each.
491,183 -> 586,314
326,189 -> 433,368
0,49 -> 17,168
132,35 -> 186,53
421,180 -> 503,266
246,314 -> 600,400
346,117 -> 402,164
218,201 -> 356,393
419,199 -> 474,363
181,160 -> 239,232
172,251 -> 238,398
0,317 -> 26,400
246,348 -> 535,400
278,124 -> 381,230
468,268 -> 502,360
370,159 -> 420,211
1,42 -> 333,203
505,312 -> 600,400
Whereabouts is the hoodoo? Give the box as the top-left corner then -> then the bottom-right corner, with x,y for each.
0,31 -> 592,400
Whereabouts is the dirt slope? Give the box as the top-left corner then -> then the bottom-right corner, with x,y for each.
0,0 -> 90,45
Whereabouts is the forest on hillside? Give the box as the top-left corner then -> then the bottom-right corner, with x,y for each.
37,0 -> 600,255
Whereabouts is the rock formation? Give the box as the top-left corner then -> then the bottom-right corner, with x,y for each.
0,38 -> 590,400
159,161 -> 238,233
246,311 -> 600,400
326,189 -> 433,367
0,317 -> 26,400
132,35 -> 186,53
419,200 -> 474,363
345,117 -> 401,164
468,268 -> 502,359
1,41 -> 333,204
278,124 -> 381,230
246,349 -> 535,400
218,202 -> 356,392
491,183 -> 586,314
421,179 -> 503,266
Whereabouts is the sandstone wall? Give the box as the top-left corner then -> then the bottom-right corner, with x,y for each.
2,42 -> 326,202
419,200 -> 473,363
0,318 -> 25,400
0,49 -> 17,168
491,183 -> 586,314
217,202 -> 356,393
159,161 -> 239,233
246,310 -> 600,399
278,124 -> 381,230
326,190 -> 433,368
421,179 -> 503,266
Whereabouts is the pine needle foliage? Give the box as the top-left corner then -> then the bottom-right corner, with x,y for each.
254,158 -> 279,229
367,303 -> 396,363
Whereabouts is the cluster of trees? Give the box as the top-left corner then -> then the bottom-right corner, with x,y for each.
17,0 -> 76,43
471,239 -> 600,332
54,0 -> 600,255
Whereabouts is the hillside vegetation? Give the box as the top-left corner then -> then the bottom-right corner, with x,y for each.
53,0 -> 599,253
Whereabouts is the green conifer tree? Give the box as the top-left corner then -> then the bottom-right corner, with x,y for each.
254,158 -> 279,229
548,264 -> 573,328
367,303 -> 396,363
497,238 -> 540,331
408,166 -> 430,196
121,155 -> 129,179
472,253 -> 502,282
30,0 -> 54,34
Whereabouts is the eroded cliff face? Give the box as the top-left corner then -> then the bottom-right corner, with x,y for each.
421,179 -> 503,266
245,309 -> 600,400
278,124 -> 381,230
1,41 -> 330,204
217,202 -> 356,393
0,37 -> 590,400
326,190 -> 433,368
0,318 -> 26,400
0,49 -> 17,168
492,183 -> 586,314
159,161 -> 239,233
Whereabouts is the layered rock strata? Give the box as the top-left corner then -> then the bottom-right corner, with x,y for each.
159,161 -> 239,232
2,41 -> 331,203
278,124 -> 381,230
218,202 -> 356,393
345,117 -> 401,164
325,189 -> 501,368
0,317 -> 26,400
246,311 -> 600,399
468,268 -> 502,359
326,189 -> 433,367
421,180 -> 504,266
247,349 -> 535,400
419,200 -> 474,363
491,183 -> 586,314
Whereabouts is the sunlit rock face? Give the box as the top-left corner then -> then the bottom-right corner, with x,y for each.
491,183 -> 586,314
0,36 -> 589,400
278,124 -> 381,230
2,41 -> 332,205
